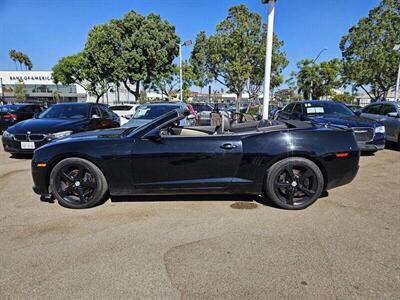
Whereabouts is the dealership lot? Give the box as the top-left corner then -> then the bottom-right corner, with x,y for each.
0,146 -> 399,299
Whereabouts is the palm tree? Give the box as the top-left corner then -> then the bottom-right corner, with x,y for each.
9,49 -> 18,70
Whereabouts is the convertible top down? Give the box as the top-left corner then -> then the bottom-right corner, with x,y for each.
32,109 -> 360,210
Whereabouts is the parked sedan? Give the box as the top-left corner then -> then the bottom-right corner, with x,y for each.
32,108 -> 360,210
275,100 -> 385,152
122,102 -> 194,128
2,102 -> 119,154
359,101 -> 400,145
109,104 -> 139,125
0,103 -> 44,133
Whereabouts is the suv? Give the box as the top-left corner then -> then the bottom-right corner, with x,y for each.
0,103 -> 44,133
359,101 -> 400,145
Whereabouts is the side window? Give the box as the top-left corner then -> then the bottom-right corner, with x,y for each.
20,105 -> 32,113
293,103 -> 303,113
363,104 -> 381,115
32,106 -> 42,113
98,105 -> 113,119
90,106 -> 102,118
380,104 -> 396,115
283,103 -> 295,112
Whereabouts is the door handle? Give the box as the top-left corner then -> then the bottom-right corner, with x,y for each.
220,143 -> 237,150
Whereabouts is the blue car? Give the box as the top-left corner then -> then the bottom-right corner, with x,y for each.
275,100 -> 385,152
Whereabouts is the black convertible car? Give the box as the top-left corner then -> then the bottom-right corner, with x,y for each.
32,109 -> 360,210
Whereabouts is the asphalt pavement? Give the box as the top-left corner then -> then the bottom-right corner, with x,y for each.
0,145 -> 399,299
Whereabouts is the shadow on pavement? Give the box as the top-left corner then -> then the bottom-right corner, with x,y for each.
9,153 -> 33,160
385,142 -> 400,152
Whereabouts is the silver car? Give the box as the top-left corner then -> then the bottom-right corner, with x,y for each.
360,101 -> 400,144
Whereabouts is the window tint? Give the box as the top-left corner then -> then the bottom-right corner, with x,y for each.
293,103 -> 303,113
110,105 -> 133,111
380,104 -> 396,115
90,106 -> 102,118
98,105 -> 113,118
283,103 -> 295,112
39,104 -> 89,119
363,104 -> 381,115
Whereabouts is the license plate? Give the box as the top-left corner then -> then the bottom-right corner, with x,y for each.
20,142 -> 35,149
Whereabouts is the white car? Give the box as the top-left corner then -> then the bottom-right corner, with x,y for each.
109,104 -> 139,125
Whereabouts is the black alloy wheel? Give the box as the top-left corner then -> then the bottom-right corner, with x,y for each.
50,158 -> 108,209
265,157 -> 324,210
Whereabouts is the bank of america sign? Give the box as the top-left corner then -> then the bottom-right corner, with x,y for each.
9,75 -> 53,81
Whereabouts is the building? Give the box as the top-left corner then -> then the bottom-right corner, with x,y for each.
0,71 -> 86,104
354,89 -> 398,107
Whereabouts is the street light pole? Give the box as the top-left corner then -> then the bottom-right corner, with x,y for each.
262,0 -> 276,120
394,45 -> 400,101
309,48 -> 327,100
179,40 -> 192,102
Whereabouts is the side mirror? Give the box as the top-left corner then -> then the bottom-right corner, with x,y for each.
387,112 -> 399,118
91,114 -> 100,119
143,128 -> 162,142
354,110 -> 361,116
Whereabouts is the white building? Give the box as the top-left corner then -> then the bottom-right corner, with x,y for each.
0,71 -> 87,104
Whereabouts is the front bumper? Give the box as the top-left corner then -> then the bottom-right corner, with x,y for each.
2,136 -> 48,154
357,134 -> 385,152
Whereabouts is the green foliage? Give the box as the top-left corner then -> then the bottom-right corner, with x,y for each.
52,52 -> 109,102
14,79 -> 26,101
293,58 -> 343,99
340,0 -> 400,101
203,4 -> 287,112
9,49 -> 33,70
332,92 -> 355,104
152,61 -> 194,100
190,31 -> 212,89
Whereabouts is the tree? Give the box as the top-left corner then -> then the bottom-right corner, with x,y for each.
114,11 -> 180,100
293,58 -> 342,99
340,0 -> 400,101
9,50 -> 18,70
246,27 -> 288,101
205,4 -> 287,113
9,50 -> 33,70
152,61 -> 194,100
52,52 -> 109,103
332,92 -> 355,104
190,31 -> 212,92
14,79 -> 26,101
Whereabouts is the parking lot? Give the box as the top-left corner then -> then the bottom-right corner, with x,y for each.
0,145 -> 399,299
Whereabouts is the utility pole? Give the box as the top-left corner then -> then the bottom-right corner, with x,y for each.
394,45 -> 400,101
179,40 -> 192,101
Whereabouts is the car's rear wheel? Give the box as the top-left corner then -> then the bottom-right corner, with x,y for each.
49,158 -> 108,209
265,157 -> 324,210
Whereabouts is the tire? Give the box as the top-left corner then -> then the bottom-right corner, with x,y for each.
49,158 -> 108,209
264,157 -> 324,210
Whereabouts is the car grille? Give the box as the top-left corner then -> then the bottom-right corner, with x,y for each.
353,127 -> 374,142
13,133 -> 46,142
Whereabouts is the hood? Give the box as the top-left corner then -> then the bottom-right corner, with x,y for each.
309,114 -> 381,128
7,118 -> 87,134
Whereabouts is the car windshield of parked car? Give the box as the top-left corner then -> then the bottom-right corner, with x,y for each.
0,105 -> 19,113
110,105 -> 133,111
132,105 -> 180,120
38,105 -> 89,119
305,102 -> 354,116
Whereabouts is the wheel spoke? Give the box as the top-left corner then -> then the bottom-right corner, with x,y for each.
276,182 -> 290,188
298,186 -> 315,197
286,188 -> 294,205
285,165 -> 295,181
76,187 -> 86,203
59,185 -> 73,198
81,180 -> 96,188
60,171 -> 74,183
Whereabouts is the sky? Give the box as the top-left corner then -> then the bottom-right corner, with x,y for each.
0,0 -> 380,90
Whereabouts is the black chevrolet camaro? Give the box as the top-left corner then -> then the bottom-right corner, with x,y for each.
32,109 -> 360,210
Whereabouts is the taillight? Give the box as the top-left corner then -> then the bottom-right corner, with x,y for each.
4,114 -> 17,120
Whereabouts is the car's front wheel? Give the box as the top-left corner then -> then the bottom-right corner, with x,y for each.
265,157 -> 324,210
49,158 -> 108,209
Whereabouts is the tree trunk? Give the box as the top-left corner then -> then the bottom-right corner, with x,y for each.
235,91 -> 243,123
123,80 -> 140,102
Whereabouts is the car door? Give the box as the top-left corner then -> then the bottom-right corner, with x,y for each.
379,104 -> 398,140
277,103 -> 295,120
130,134 -> 243,193
361,103 -> 382,121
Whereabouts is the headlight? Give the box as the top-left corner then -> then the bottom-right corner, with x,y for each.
2,131 -> 14,139
48,131 -> 73,140
375,126 -> 385,134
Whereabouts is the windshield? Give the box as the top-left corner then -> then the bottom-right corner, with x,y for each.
305,102 -> 354,116
38,104 -> 89,119
0,105 -> 19,113
132,105 -> 180,120
110,105 -> 133,111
